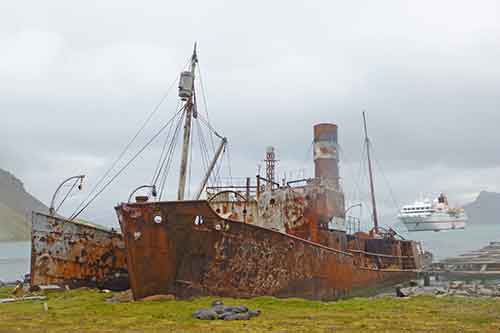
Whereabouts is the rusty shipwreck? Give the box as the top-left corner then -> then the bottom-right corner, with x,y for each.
30,212 -> 128,290
115,46 -> 425,301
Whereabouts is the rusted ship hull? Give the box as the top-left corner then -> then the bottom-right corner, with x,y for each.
117,201 -> 418,300
31,212 -> 128,290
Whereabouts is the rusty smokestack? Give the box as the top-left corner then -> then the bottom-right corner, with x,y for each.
313,123 -> 339,185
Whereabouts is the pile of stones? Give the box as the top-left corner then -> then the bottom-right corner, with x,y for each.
193,300 -> 261,320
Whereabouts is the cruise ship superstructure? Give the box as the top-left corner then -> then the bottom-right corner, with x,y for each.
398,194 -> 467,232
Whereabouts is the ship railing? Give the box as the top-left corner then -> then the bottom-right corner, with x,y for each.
349,249 -> 417,270
345,216 -> 361,234
206,176 -> 258,201
207,175 -> 342,201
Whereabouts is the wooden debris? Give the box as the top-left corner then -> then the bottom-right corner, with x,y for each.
140,294 -> 175,301
0,296 -> 48,304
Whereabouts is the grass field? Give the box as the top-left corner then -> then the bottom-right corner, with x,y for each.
1,287 -> 500,332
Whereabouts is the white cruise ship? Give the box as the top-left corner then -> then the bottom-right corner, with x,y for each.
398,193 -> 467,232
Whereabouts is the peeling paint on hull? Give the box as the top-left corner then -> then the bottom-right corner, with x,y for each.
31,212 -> 128,290
116,201 -> 419,301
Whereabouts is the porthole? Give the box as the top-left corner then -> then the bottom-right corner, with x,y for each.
194,216 -> 204,225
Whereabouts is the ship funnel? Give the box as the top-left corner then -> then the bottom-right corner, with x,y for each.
313,123 -> 339,186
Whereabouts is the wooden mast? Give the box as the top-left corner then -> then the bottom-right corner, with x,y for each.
177,44 -> 198,200
363,111 -> 379,231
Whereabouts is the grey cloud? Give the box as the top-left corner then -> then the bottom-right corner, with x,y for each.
1,0 -> 500,227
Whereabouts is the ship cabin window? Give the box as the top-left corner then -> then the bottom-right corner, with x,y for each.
403,206 -> 433,213
404,206 -> 432,213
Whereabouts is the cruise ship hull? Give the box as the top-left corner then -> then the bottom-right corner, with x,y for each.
399,215 -> 466,232
116,200 -> 421,301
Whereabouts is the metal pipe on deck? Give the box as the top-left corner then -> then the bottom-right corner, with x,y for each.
256,175 -> 261,199
246,177 -> 251,201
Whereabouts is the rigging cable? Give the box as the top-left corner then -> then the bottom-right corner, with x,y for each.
197,113 -> 223,139
197,63 -> 217,154
151,103 -> 184,186
337,144 -> 364,214
354,139 -> 370,230
70,109 -> 185,220
372,146 -> 401,211
195,119 -> 211,184
155,110 -> 185,200
55,178 -> 80,213
158,108 -> 185,199
196,111 -> 226,186
212,147 -> 226,186
225,142 -> 233,186
197,117 -> 219,186
370,144 -> 408,236
69,59 -> 190,220
303,140 -> 314,175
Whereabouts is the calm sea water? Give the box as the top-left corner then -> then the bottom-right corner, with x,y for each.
394,223 -> 500,261
0,224 -> 498,282
0,241 -> 30,282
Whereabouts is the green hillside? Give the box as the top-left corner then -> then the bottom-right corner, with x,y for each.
0,168 -> 48,241
0,202 -> 30,241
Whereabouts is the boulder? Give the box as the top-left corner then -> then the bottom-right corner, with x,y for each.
217,311 -> 235,320
450,289 -> 470,296
193,300 -> 261,321
476,287 -> 497,297
248,309 -> 261,318
449,281 -> 464,289
395,287 -> 412,297
211,299 -> 224,307
233,305 -> 249,313
223,312 -> 251,320
193,308 -> 217,320
212,305 -> 227,314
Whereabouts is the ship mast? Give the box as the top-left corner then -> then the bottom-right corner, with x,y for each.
177,44 -> 198,200
363,111 -> 379,231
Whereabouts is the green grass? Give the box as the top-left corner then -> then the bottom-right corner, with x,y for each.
1,287 -> 500,332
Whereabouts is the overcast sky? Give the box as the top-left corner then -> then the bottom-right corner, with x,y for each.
1,1 -> 499,229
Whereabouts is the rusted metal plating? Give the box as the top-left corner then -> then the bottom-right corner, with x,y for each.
208,179 -> 345,244
115,122 -> 423,300
117,198 -> 421,300
117,201 -> 355,300
31,212 -> 128,290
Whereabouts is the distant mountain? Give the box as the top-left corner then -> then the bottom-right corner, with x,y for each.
463,191 -> 500,225
0,168 -> 48,241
